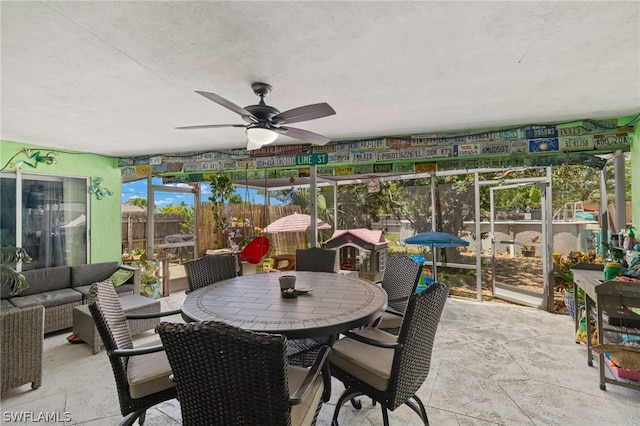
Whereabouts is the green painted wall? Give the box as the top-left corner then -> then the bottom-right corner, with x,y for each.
0,140 -> 122,263
633,125 -> 639,228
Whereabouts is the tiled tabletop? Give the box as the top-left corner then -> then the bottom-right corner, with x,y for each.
181,271 -> 388,338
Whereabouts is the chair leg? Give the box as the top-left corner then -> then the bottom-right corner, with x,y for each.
350,398 -> 362,409
138,410 -> 146,425
405,395 -> 429,425
119,412 -> 138,426
332,387 -> 364,426
118,409 -> 145,426
381,406 -> 390,426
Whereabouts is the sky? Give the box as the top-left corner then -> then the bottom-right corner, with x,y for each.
121,178 -> 285,208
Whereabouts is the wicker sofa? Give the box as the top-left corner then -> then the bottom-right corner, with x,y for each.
1,262 -> 140,334
0,305 -> 44,394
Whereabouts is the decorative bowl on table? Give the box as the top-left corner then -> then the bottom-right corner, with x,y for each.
281,288 -> 298,299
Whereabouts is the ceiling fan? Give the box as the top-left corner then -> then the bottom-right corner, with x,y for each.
176,82 -> 336,151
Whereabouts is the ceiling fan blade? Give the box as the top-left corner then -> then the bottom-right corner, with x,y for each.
274,126 -> 331,146
195,91 -> 258,122
175,124 -> 246,130
272,103 -> 336,124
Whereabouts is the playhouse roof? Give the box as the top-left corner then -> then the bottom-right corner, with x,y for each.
325,228 -> 388,248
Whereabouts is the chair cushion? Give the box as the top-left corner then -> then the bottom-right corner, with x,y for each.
9,288 -> 82,308
288,365 -> 325,426
329,327 -> 397,391
376,310 -> 403,330
127,348 -> 175,399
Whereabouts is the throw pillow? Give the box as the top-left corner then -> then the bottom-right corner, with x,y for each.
109,268 -> 134,287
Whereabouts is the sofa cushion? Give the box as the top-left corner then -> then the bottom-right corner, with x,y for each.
9,288 -> 82,309
71,262 -> 119,288
74,282 -> 134,298
20,266 -> 71,296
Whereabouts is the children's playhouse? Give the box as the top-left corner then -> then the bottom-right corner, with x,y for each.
324,228 -> 388,282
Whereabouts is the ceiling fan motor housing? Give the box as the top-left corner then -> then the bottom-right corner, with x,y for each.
243,104 -> 281,125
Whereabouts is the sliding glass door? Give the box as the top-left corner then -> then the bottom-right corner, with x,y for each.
1,172 -> 89,270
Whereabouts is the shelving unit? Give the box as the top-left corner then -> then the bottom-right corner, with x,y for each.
571,263 -> 640,391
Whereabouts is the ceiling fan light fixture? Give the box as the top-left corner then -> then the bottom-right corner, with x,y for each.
246,127 -> 278,145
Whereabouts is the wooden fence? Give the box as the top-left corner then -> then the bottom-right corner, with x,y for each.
122,204 -> 309,259
121,212 -> 186,257
198,203 -> 306,257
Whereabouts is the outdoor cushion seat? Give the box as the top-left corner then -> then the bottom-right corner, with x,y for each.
9,288 -> 82,309
288,365 -> 326,426
71,261 -> 120,287
19,265 -> 71,295
126,347 -> 174,399
329,327 -> 397,391
71,262 -> 138,300
2,262 -> 141,335
376,311 -> 403,330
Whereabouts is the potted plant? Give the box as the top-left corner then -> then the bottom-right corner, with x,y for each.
554,251 -> 601,317
208,172 -> 234,233
521,236 -> 539,257
521,244 -> 536,257
0,246 -> 32,296
130,250 -> 161,298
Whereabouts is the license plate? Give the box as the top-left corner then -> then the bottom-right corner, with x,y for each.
560,135 -> 594,151
593,133 -> 630,148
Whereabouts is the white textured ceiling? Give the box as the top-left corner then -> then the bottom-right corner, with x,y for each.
1,1 -> 639,157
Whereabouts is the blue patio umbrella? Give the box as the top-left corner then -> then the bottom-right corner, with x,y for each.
401,232 -> 469,282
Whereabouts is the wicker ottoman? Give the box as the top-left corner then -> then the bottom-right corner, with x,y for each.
73,295 -> 161,354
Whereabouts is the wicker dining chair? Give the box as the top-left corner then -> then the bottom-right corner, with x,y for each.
157,320 -> 332,426
375,256 -> 424,334
183,254 -> 237,293
88,282 -> 181,426
329,281 -> 451,426
288,248 -> 337,367
295,247 -> 336,273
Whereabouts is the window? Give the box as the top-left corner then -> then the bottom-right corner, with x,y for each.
1,172 -> 89,270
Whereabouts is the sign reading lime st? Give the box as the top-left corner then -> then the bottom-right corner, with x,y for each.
295,153 -> 329,166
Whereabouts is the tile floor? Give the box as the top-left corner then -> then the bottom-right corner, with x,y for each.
2,293 -> 640,425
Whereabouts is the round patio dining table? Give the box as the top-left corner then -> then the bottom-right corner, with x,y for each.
181,271 -> 388,339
